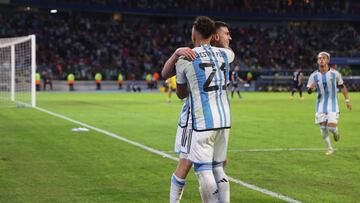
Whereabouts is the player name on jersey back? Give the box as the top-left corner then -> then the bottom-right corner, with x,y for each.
176,45 -> 235,131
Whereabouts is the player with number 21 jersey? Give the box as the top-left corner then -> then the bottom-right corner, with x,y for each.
176,44 -> 235,131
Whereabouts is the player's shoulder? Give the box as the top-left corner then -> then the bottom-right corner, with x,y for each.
329,69 -> 341,75
192,47 -> 203,52
309,70 -> 318,77
176,56 -> 192,67
216,47 -> 235,62
215,47 -> 234,55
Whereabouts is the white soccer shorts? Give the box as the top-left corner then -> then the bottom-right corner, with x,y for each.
315,112 -> 339,124
188,129 -> 229,164
174,125 -> 193,159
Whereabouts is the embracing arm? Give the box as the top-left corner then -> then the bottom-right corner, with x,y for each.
161,47 -> 196,79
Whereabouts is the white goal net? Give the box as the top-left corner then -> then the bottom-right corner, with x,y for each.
0,35 -> 36,107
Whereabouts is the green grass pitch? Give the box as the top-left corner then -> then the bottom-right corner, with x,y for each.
0,92 -> 359,202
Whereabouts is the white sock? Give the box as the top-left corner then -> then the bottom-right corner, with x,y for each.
170,173 -> 186,203
320,126 -> 332,150
195,170 -> 219,203
213,165 -> 230,203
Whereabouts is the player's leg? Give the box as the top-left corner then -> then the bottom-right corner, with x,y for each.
168,88 -> 172,102
291,88 -> 296,96
213,129 -> 230,203
236,86 -> 241,98
316,113 -> 333,155
170,126 -> 191,203
170,157 -> 192,203
290,82 -> 296,99
231,85 -> 235,98
327,113 -> 340,142
170,126 -> 193,203
298,86 -> 303,99
320,124 -> 333,155
189,131 -> 219,202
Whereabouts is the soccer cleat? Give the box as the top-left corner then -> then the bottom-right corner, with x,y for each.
326,149 -> 334,155
333,131 -> 340,142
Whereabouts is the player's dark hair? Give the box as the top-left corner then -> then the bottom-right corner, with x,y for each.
215,21 -> 230,31
193,16 -> 215,39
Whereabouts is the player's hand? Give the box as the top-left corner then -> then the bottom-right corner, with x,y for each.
307,88 -> 313,94
175,47 -> 196,61
309,82 -> 316,89
346,101 -> 352,111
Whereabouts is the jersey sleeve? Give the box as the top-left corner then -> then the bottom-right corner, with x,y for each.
220,48 -> 235,63
306,73 -> 315,88
175,58 -> 190,85
334,71 -> 343,86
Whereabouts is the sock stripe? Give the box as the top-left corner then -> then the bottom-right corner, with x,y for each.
171,174 -> 185,187
194,163 -> 213,172
212,161 -> 224,168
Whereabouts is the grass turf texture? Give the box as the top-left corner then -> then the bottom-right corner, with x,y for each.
1,92 -> 359,202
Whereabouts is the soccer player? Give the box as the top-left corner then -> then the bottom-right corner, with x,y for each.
166,75 -> 177,103
175,16 -> 234,202
231,64 -> 243,99
163,20 -> 233,203
307,51 -> 352,155
290,67 -> 304,100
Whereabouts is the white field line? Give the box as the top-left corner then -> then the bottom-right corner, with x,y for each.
35,106 -> 303,203
228,148 -> 334,152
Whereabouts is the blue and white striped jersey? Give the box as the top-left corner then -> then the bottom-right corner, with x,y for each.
178,98 -> 192,128
176,45 -> 235,131
307,69 -> 344,113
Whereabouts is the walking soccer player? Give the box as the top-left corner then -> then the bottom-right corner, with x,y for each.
307,51 -> 352,155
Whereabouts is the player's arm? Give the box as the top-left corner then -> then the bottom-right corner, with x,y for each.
161,47 -> 196,79
336,72 -> 352,110
306,74 -> 316,94
307,83 -> 316,94
238,75 -> 244,83
339,83 -> 352,111
175,58 -> 190,99
176,84 -> 189,99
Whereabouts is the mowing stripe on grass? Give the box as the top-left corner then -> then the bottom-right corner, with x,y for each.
163,148 -> 333,154
35,106 -> 303,203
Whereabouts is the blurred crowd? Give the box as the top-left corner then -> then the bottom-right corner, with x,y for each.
50,0 -> 360,15
232,22 -> 359,76
0,7 -> 359,82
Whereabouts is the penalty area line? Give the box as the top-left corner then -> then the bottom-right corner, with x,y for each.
35,106 -> 303,203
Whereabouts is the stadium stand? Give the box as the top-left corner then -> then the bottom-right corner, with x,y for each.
1,1 -> 359,91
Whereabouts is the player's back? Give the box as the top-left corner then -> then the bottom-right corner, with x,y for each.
176,45 -> 234,131
293,71 -> 299,81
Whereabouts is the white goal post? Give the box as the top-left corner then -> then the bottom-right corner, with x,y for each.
0,35 -> 36,107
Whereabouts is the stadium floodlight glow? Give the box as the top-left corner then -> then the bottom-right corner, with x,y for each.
50,9 -> 58,14
0,35 -> 36,108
